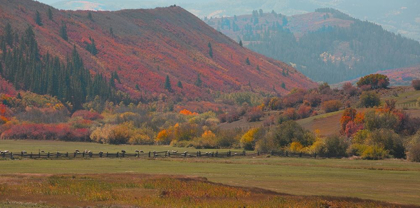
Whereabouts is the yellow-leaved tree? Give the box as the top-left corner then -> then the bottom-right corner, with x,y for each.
240,128 -> 260,150
155,129 -> 170,145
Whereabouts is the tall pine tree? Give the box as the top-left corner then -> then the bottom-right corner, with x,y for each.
208,42 -> 213,58
47,8 -> 53,20
35,10 -> 43,26
195,74 -> 202,87
59,22 -> 68,41
164,75 -> 172,92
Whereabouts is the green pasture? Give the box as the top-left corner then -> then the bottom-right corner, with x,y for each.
0,141 -> 419,206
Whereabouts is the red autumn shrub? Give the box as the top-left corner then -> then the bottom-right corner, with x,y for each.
72,110 -> 103,120
321,100 -> 342,113
283,108 -> 297,120
246,107 -> 263,122
412,80 -> 420,90
342,82 -> 358,96
1,123 -> 90,141
297,105 -> 312,119
344,121 -> 364,137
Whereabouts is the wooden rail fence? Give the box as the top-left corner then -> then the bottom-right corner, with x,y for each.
0,150 -> 320,160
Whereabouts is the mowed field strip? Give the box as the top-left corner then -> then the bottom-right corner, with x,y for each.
1,141 -> 420,206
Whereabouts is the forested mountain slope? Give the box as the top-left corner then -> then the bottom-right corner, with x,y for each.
207,9 -> 420,84
0,0 -> 316,107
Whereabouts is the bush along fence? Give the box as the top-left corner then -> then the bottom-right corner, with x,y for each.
0,150 -> 320,160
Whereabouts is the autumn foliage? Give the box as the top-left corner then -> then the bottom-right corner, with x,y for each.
357,74 -> 390,89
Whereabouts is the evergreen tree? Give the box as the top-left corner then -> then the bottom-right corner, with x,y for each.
135,84 -> 140,90
195,74 -> 202,87
164,75 -> 172,92
86,37 -> 98,55
208,42 -> 213,58
88,12 -> 93,21
47,8 -> 53,20
35,10 -> 43,26
4,23 -> 13,47
256,65 -> 260,71
239,40 -> 243,47
282,16 -> 288,26
246,57 -> 251,65
177,80 -> 183,88
110,27 -> 114,37
281,82 -> 286,89
59,22 -> 68,41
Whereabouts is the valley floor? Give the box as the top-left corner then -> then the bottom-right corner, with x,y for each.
1,141 -> 420,207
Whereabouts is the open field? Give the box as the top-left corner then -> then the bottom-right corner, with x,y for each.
0,174 -> 409,208
0,140 -> 241,154
1,140 -> 420,206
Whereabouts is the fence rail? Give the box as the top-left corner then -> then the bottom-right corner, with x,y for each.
0,150 -> 319,160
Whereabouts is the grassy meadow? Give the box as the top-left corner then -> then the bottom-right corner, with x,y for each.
0,174 -> 407,208
1,140 -> 420,207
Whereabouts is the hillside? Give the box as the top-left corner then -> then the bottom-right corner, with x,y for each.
206,9 -> 420,84
0,0 -> 316,106
334,65 -> 420,88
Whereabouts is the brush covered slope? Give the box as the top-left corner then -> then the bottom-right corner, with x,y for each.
0,0 -> 316,103
207,8 -> 420,84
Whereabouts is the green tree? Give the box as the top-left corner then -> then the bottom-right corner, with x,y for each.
357,74 -> 389,89
135,84 -> 140,91
47,8 -> 53,20
88,12 -> 93,21
239,40 -> 243,47
208,42 -> 213,58
281,82 -> 286,89
109,27 -> 114,37
360,91 -> 381,107
195,74 -> 202,87
4,23 -> 13,46
59,22 -> 68,41
86,37 -> 98,55
35,10 -> 43,26
177,80 -> 183,88
164,75 -> 172,92
246,57 -> 251,65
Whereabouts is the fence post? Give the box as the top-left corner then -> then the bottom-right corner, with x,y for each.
82,152 -> 85,158
117,152 -> 119,158
215,151 -> 218,157
47,152 -> 50,158
56,152 -> 59,158
89,152 -> 93,158
30,152 -> 32,159
243,151 -> 246,156
148,152 -> 151,158
286,151 -> 288,157
299,152 -> 302,158
167,152 -> 170,157
10,152 -> 13,159
74,152 -> 77,158
122,152 -> 125,158
257,151 -> 260,156
66,152 -> 68,157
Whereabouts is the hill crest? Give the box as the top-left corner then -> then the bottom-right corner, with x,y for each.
0,0 -> 316,102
